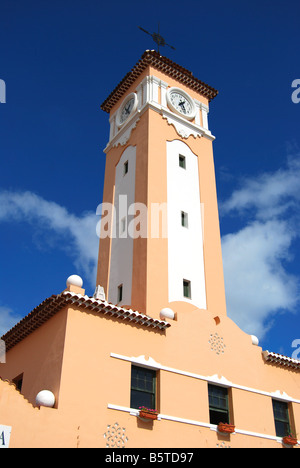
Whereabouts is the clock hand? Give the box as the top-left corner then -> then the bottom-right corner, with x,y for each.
124,103 -> 132,115
179,100 -> 186,113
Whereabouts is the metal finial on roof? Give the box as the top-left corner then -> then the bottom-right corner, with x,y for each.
138,24 -> 175,54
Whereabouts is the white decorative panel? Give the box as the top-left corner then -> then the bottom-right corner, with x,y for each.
103,422 -> 128,448
167,140 -> 207,309
108,146 -> 136,306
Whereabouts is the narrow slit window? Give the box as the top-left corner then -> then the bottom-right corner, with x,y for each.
121,216 -> 126,233
181,211 -> 188,228
183,279 -> 191,299
117,284 -> 123,303
179,154 -> 186,169
124,160 -> 129,175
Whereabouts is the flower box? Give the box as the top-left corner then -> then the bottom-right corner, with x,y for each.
138,407 -> 158,421
217,423 -> 235,434
282,435 -> 298,446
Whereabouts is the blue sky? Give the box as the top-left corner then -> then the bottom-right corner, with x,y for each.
0,0 -> 299,357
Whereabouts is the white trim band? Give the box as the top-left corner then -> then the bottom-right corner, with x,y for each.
107,403 -> 298,445
110,352 -> 300,404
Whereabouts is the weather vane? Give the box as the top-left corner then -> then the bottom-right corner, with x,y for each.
138,24 -> 175,54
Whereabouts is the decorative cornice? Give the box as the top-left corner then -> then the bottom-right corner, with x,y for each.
262,350 -> 300,370
101,50 -> 218,113
104,99 -> 214,152
161,107 -> 214,140
1,292 -> 171,352
111,114 -> 140,148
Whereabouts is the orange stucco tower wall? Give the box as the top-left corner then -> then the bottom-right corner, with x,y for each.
96,50 -> 226,320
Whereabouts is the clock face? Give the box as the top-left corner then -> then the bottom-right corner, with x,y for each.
169,92 -> 192,116
120,97 -> 135,124
166,88 -> 196,120
117,93 -> 138,127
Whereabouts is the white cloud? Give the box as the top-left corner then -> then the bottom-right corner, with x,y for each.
0,190 -> 100,337
220,154 -> 300,339
222,220 -> 299,338
0,190 -> 99,285
221,155 -> 300,221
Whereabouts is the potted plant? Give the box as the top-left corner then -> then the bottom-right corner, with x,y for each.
138,406 -> 159,420
217,422 -> 235,434
282,434 -> 298,446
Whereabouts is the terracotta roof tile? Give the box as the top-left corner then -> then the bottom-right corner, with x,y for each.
262,350 -> 300,370
1,291 -> 171,352
101,50 -> 218,113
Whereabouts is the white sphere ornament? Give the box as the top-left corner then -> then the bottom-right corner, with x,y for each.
160,308 -> 175,320
66,275 -> 83,288
35,390 -> 56,408
251,335 -> 259,346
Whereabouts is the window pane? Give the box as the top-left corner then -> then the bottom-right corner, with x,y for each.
275,420 -> 290,438
131,366 -> 156,410
208,384 -> 229,425
183,280 -> 191,298
181,211 -> 188,228
273,400 -> 287,420
272,400 -> 290,437
179,155 -> 186,169
209,409 -> 229,425
117,285 -> 123,302
131,367 -> 154,391
131,390 -> 154,410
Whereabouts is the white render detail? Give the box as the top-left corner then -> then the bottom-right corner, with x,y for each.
110,353 -> 300,404
105,75 -> 214,151
108,146 -> 136,306
166,140 -> 207,309
106,403 -> 293,445
162,111 -> 200,139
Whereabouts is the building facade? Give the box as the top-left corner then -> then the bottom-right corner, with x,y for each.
0,51 -> 299,449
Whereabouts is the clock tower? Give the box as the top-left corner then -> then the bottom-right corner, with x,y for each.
96,50 -> 226,321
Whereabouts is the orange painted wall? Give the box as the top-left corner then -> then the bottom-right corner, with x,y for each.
0,308 -> 68,407
0,296 -> 299,448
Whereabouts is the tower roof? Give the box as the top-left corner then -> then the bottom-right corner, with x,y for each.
101,50 -> 218,113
